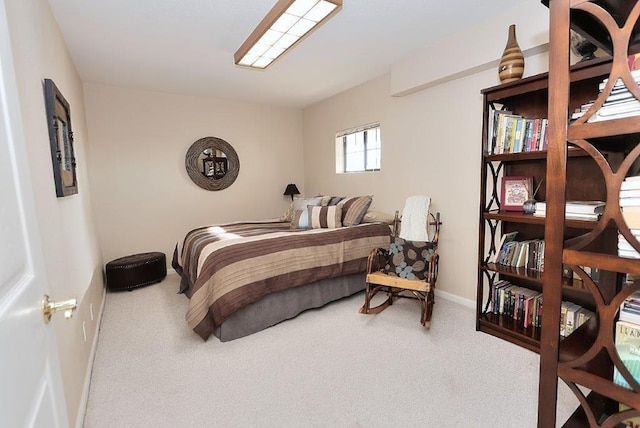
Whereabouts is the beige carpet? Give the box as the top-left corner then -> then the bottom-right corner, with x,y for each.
83,274 -> 577,427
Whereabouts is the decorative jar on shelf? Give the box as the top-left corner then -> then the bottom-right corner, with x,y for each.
498,24 -> 524,84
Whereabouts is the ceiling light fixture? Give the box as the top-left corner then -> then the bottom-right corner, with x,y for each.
234,0 -> 342,70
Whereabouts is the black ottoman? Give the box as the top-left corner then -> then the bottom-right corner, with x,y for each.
105,252 -> 167,291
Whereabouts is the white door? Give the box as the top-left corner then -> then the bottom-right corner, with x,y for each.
0,0 -> 69,426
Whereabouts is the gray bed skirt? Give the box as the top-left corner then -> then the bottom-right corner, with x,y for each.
213,273 -> 366,341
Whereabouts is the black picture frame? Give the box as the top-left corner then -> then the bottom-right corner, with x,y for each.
44,78 -> 77,197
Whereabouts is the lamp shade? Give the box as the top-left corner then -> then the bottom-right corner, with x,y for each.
283,183 -> 300,199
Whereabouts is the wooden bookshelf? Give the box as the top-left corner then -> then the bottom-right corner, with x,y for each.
476,59 -> 614,360
538,1 -> 640,426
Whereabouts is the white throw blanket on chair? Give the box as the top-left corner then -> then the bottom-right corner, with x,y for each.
399,196 -> 431,241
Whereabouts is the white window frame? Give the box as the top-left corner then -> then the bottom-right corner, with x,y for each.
335,123 -> 381,173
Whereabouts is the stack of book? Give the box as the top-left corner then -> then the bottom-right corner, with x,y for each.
570,100 -> 594,120
560,301 -> 593,337
490,280 -> 542,329
533,200 -> 605,221
489,281 -> 595,334
487,232 -> 545,272
620,176 -> 640,259
486,104 -> 548,154
583,69 -> 640,122
620,290 -> 640,325
563,265 -> 600,289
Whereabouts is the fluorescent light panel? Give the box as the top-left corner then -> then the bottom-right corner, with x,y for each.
235,0 -> 342,69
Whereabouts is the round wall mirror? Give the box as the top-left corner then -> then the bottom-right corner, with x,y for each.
185,137 -> 239,191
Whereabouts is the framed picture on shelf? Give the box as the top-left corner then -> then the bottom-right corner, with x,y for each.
501,176 -> 533,211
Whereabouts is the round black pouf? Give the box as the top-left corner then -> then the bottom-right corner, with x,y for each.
105,252 -> 166,291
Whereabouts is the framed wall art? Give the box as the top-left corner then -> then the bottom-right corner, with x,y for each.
44,78 -> 77,197
501,175 -> 532,211
185,136 -> 239,191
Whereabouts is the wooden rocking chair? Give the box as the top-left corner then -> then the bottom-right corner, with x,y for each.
359,204 -> 441,328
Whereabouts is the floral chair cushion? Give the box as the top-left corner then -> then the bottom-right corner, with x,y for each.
384,237 -> 436,280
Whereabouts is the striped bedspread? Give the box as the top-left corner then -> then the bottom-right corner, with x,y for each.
172,220 -> 391,340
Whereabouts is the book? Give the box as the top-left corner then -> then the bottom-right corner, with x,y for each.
488,231 -> 518,264
541,120 -> 549,150
613,320 -> 640,390
513,118 -> 524,153
598,68 -> 640,90
598,99 -> 640,116
495,113 -> 520,154
491,280 -> 510,314
504,116 -> 518,153
564,200 -> 606,214
621,189 -> 640,199
619,248 -> 640,259
502,241 -> 518,265
564,303 -> 582,336
514,241 -> 529,268
530,119 -> 540,152
533,200 -> 605,215
523,289 -> 541,328
487,105 -> 511,154
621,197 -> 640,208
614,316 -> 640,426
589,109 -> 640,122
533,209 -> 599,221
560,301 -> 570,337
575,307 -> 593,330
620,308 -> 640,325
618,235 -> 640,254
564,213 -> 600,221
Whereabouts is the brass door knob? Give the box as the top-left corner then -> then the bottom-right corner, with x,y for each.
42,294 -> 77,324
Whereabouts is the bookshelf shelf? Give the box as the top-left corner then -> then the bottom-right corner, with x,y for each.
481,263 -> 543,283
560,392 -> 619,428
569,119 -> 640,141
483,212 -> 602,229
478,313 -> 541,352
485,147 -> 589,162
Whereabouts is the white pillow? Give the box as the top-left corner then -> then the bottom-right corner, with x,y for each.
290,197 -> 323,229
293,196 -> 323,212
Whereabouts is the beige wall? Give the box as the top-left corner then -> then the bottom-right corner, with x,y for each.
302,25 -> 551,304
83,84 -> 304,266
5,0 -> 104,426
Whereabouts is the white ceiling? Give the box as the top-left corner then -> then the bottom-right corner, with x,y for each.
46,0 -> 529,108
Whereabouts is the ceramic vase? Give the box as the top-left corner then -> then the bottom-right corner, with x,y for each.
498,24 -> 524,84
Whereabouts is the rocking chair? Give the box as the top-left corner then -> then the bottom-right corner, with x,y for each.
360,198 -> 441,327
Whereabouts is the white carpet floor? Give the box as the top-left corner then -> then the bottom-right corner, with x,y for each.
83,274 -> 578,427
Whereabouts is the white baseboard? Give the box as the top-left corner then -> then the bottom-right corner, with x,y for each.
435,288 -> 475,309
166,268 -> 176,275
75,286 -> 106,428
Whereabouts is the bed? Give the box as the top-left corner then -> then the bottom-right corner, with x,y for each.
172,219 -> 391,341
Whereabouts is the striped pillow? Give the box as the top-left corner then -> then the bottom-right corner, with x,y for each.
338,195 -> 373,226
308,205 -> 343,229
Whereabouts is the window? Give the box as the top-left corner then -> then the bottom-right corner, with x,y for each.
335,123 -> 381,173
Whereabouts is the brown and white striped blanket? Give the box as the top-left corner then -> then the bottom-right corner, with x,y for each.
172,220 -> 391,340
